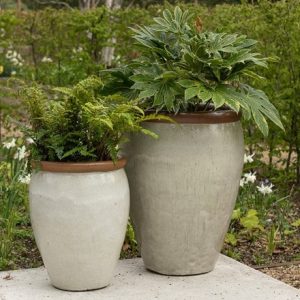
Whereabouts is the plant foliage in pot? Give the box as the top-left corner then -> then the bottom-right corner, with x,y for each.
103,7 -> 284,275
22,77 -> 160,291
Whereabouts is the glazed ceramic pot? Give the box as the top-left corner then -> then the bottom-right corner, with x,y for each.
125,111 -> 244,275
29,159 -> 129,291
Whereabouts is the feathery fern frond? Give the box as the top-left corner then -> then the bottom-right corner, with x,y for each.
22,78 -> 162,162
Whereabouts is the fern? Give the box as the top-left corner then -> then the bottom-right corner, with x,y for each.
21,77 -> 161,162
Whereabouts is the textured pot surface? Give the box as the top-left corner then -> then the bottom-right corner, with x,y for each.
29,166 -> 129,291
125,117 -> 244,275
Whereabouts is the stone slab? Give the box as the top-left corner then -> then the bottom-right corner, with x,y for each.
0,255 -> 299,300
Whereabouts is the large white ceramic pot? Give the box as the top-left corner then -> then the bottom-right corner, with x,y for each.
125,111 -> 244,275
29,159 -> 129,291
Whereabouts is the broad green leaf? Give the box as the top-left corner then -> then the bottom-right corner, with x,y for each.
231,208 -> 241,220
139,89 -> 156,99
174,6 -> 182,24
284,229 -> 296,235
185,87 -> 199,101
240,209 -> 263,231
246,209 -> 258,217
211,90 -> 225,108
225,233 -> 237,246
130,74 -> 152,83
153,89 -> 164,107
164,85 -> 176,110
252,107 -> 269,137
291,219 -> 300,227
244,86 -> 284,132
163,9 -> 173,24
154,71 -> 178,80
198,89 -> 212,102
178,79 -> 197,88
153,17 -> 170,28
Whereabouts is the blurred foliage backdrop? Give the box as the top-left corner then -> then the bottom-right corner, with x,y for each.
0,0 -> 242,10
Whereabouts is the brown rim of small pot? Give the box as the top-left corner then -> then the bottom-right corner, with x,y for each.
32,158 -> 127,173
148,110 -> 242,124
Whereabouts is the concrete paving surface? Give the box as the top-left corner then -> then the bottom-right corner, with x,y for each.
0,255 -> 299,300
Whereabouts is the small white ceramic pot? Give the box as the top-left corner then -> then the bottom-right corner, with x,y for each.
125,111 -> 244,275
29,159 -> 129,291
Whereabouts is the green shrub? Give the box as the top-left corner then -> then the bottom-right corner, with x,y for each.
21,76 -> 165,162
105,6 -> 283,137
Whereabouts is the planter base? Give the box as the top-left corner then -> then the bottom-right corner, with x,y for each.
145,266 -> 214,276
52,283 -> 110,292
143,253 -> 217,276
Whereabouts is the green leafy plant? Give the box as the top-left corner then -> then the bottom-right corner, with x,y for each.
240,209 -> 264,232
0,137 -> 30,269
21,76 -> 165,162
121,220 -> 138,258
224,152 -> 298,265
225,232 -> 237,246
291,219 -> 300,227
266,225 -> 279,255
106,6 -> 283,136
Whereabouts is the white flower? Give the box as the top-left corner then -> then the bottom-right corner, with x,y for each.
41,56 -> 53,63
10,57 -> 19,65
18,174 -> 31,184
6,50 -> 13,59
244,171 -> 256,183
72,47 -> 83,54
3,138 -> 16,149
11,71 -> 16,76
26,137 -> 34,144
0,28 -> 5,37
244,153 -> 255,163
6,51 -> 23,67
86,30 -> 93,40
257,183 -> 274,195
114,54 -> 121,61
14,145 -> 27,160
240,178 -> 246,187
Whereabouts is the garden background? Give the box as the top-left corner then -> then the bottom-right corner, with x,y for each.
0,0 -> 299,288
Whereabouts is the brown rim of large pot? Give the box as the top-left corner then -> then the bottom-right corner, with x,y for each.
31,158 -> 127,173
148,110 -> 242,124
